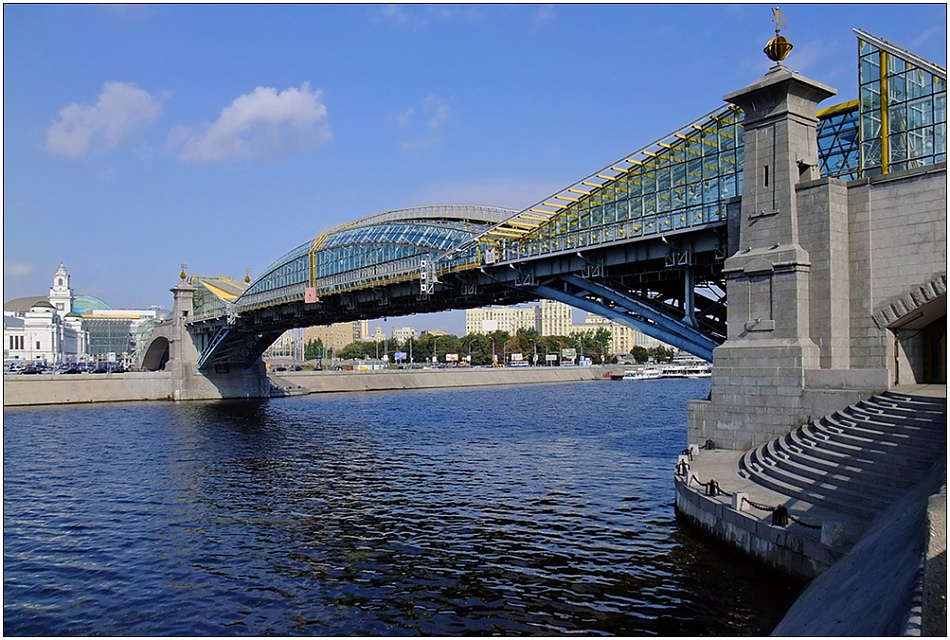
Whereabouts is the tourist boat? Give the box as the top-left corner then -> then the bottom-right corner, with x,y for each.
622,367 -> 663,380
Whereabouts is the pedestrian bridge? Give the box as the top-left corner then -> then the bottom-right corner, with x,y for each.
146,29 -> 945,374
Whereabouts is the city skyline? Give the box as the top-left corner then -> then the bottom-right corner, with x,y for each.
4,3 -> 946,335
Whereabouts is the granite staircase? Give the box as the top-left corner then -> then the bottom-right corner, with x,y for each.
738,391 -> 947,522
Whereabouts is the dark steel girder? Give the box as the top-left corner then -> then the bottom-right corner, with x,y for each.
525,273 -> 722,361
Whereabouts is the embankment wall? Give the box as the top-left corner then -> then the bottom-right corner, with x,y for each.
270,366 -> 604,394
3,366 -> 606,407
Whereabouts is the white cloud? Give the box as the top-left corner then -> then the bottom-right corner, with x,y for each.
397,95 -> 451,151
175,83 -> 331,162
3,260 -> 34,278
46,82 -> 161,157
375,4 -> 481,30
533,5 -> 556,26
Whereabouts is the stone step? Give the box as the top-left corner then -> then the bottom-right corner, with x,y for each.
879,391 -> 948,413
813,417 -> 941,464
737,392 -> 946,524
773,433 -> 920,495
739,447 -> 887,520
788,426 -> 927,479
842,406 -> 946,435
824,412 -> 946,449
853,399 -> 946,425
757,440 -> 903,505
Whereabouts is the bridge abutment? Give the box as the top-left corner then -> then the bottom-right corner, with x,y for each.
688,63 -> 947,449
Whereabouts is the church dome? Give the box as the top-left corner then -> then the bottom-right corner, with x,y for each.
3,296 -> 47,314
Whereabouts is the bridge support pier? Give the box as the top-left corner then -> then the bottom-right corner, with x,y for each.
689,62 -> 889,449
166,279 -> 271,401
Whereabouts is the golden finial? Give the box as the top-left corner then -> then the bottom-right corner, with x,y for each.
179,263 -> 188,280
764,6 -> 793,62
244,267 -> 252,284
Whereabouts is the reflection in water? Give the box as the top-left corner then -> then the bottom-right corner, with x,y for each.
4,381 -> 802,635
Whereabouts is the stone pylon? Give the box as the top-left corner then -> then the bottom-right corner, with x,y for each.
691,63 -> 838,449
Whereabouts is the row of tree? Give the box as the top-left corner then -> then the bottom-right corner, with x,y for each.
304,328 -> 676,366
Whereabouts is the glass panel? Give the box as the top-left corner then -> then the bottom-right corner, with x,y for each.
860,53 -> 881,81
861,82 -> 882,112
863,139 -> 882,168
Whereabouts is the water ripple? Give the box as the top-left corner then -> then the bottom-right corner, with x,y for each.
4,380 -> 802,635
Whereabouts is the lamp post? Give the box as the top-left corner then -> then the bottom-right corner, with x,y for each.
433,336 -> 439,366
490,338 -> 495,365
529,339 -> 537,366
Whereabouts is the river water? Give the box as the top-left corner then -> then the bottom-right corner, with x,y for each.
4,378 -> 802,635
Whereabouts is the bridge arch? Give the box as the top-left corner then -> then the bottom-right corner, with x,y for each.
141,336 -> 170,372
237,204 -> 517,312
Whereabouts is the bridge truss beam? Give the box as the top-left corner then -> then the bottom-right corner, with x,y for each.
525,271 -> 722,361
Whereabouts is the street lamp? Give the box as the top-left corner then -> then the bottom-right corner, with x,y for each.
529,339 -> 537,366
490,337 -> 495,365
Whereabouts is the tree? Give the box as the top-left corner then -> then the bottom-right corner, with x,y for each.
592,327 -> 612,363
304,338 -> 325,360
631,345 -> 651,363
651,345 -> 675,363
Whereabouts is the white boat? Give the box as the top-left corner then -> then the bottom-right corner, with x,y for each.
622,367 -> 663,380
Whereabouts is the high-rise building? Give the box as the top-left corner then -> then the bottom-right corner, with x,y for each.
392,326 -> 417,345
465,299 -> 574,337
581,313 -> 665,356
302,321 -> 363,353
539,300 -> 574,337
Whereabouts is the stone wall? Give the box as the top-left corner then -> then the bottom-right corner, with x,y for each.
689,166 -> 946,450
3,366 -> 606,407
3,372 -> 175,406
272,365 -> 603,394
674,476 -> 840,579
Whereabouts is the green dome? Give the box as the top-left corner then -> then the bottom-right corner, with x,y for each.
72,295 -> 111,315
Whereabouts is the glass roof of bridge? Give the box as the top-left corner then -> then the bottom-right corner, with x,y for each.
237,29 -> 944,308
241,204 -> 517,303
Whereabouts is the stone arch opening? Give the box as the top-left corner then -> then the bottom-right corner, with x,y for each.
141,336 -> 170,372
890,294 -> 946,385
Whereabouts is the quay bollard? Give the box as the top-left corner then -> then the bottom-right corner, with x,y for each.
675,455 -> 690,477
732,492 -> 748,512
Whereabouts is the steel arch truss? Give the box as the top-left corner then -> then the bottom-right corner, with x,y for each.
526,272 -> 724,361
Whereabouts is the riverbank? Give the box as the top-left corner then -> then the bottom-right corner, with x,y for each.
3,366 -> 612,407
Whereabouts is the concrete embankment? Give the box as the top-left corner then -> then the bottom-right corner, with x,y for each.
3,366 -> 608,407
270,365 -> 605,394
3,371 -> 176,407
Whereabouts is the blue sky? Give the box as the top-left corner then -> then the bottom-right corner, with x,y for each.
3,3 -> 946,335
